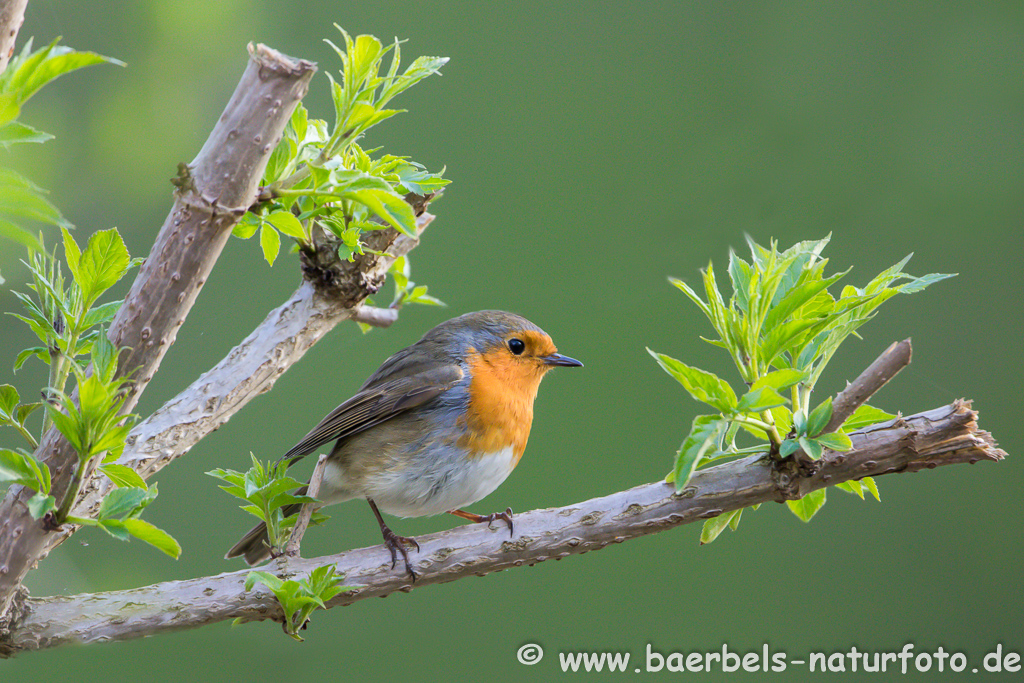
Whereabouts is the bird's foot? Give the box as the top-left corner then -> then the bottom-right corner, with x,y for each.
380,525 -> 420,581
449,507 -> 514,537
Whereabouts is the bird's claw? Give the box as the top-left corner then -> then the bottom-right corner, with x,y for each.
485,507 -> 515,537
381,527 -> 420,581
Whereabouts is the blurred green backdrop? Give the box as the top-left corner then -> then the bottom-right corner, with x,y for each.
2,1 -> 1021,680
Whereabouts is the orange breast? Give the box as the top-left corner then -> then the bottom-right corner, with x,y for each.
458,348 -> 547,463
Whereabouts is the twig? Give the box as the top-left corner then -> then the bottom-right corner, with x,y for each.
351,306 -> 400,328
0,400 -> 1004,656
285,454 -> 328,557
825,338 -> 913,434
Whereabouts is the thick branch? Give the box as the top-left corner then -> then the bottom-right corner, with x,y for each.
0,44 -> 316,619
0,0 -> 28,73
0,400 -> 1004,655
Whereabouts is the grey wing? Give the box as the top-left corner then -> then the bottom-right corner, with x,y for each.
281,362 -> 464,465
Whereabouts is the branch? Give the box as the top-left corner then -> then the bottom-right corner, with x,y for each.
0,400 -> 1004,655
285,454 -> 328,557
0,44 -> 316,619
0,0 -> 28,74
825,338 -> 912,434
351,305 -> 400,328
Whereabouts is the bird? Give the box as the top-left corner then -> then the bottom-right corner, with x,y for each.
226,310 -> 582,578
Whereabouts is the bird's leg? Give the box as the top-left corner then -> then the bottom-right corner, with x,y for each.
368,499 -> 420,581
448,507 -> 514,537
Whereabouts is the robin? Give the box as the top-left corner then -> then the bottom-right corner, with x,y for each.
226,310 -> 582,578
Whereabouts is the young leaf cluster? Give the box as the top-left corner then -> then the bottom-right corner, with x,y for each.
650,235 -> 954,541
244,564 -> 349,640
207,455 -> 327,559
2,229 -> 179,556
236,25 -> 449,282
0,38 -> 122,254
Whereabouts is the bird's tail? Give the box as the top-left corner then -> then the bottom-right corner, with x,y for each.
225,486 -> 307,566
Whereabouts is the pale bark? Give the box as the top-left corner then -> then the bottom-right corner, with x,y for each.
0,0 -> 28,73
0,400 -> 1003,655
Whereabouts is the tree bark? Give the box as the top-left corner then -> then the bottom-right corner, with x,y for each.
0,0 -> 28,74
0,44 -> 315,621
0,400 -> 1003,656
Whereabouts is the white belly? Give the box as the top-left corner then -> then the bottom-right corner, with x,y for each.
368,445 -> 519,518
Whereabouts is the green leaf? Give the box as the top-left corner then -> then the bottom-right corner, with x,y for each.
110,518 -> 181,558
245,570 -> 285,593
0,384 -> 18,416
672,415 -> 726,489
0,92 -> 20,126
798,435 -> 823,460
786,488 -> 827,522
900,272 -> 957,294
345,188 -> 416,236
648,350 -> 737,412
265,211 -> 306,240
9,44 -> 122,105
0,120 -> 54,148
233,218 -> 259,239
834,480 -> 865,499
99,464 -> 147,489
771,405 -> 793,436
863,476 -> 880,501
669,277 -> 713,323
76,228 -> 130,306
779,438 -> 800,457
26,492 -> 55,519
0,448 -> 42,487
760,316 -> 832,367
816,431 -> 853,452
700,509 -> 740,545
97,487 -> 150,521
727,249 -> 752,313
761,268 -> 849,334
0,218 -> 43,252
48,407 -> 84,454
806,397 -> 833,436
752,369 -> 807,392
0,170 -> 67,226
98,519 -> 132,541
259,224 -> 281,266
80,300 -> 122,329
842,404 -> 896,431
328,169 -> 393,193
15,402 -> 41,426
735,386 -> 787,414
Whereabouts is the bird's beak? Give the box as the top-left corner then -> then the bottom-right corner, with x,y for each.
541,353 -> 583,368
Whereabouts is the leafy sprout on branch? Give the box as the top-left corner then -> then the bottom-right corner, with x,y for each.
649,235 -> 954,541
236,24 -> 450,318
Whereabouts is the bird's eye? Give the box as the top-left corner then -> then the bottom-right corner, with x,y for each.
508,338 -> 526,355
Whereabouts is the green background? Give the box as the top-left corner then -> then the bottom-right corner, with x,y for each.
2,1 -> 1021,680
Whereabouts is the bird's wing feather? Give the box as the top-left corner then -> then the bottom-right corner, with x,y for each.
281,363 -> 464,464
